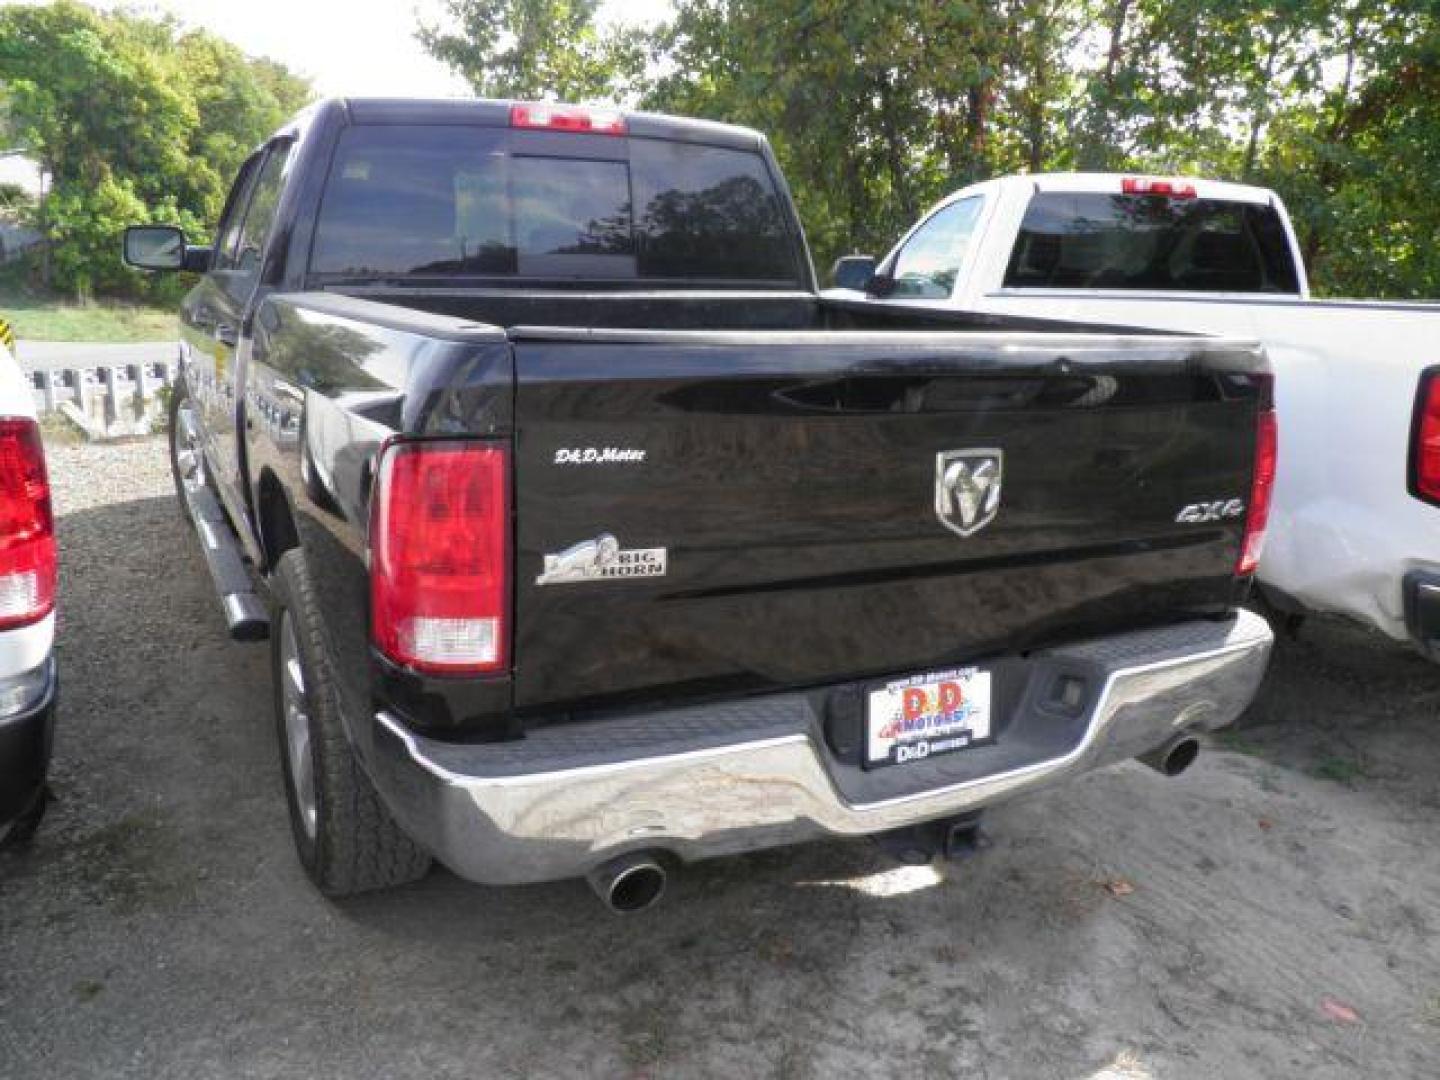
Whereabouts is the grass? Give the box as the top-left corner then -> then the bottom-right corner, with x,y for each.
37,411 -> 87,446
0,261 -> 175,343
1213,729 -> 1267,757
1309,755 -> 1368,785
72,980 -> 105,1002
0,286 -> 175,343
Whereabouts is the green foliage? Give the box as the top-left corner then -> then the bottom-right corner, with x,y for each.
644,0 -> 1084,275
1255,5 -> 1440,296
420,0 -> 1440,298
43,175 -> 202,303
0,0 -> 312,303
8,0 -> 1427,300
1070,0 -> 1440,297
0,180 -> 29,212
417,0 -> 641,101
0,256 -> 175,341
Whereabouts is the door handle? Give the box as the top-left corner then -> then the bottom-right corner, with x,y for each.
214,323 -> 238,347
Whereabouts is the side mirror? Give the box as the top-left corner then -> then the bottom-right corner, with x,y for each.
123,225 -> 211,273
866,272 -> 896,298
830,254 -> 877,291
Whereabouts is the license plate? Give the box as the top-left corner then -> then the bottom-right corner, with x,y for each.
865,666 -> 992,768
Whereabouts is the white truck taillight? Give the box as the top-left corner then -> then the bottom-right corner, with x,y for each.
370,439 -> 510,675
1237,392 -> 1278,577
0,418 -> 56,630
1410,369 -> 1440,505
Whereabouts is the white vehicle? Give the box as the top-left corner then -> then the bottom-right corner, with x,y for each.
829,172 -> 1440,656
0,341 -> 57,845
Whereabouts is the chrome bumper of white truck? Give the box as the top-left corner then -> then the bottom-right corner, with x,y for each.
364,609 -> 1273,885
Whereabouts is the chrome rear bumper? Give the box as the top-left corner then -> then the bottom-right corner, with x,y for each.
363,610 -> 1273,885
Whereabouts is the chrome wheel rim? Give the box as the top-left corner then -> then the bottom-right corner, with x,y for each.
279,612 -> 318,839
174,398 -> 206,491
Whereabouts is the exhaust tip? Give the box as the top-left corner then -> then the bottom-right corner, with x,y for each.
1162,736 -> 1201,776
1139,733 -> 1201,777
609,864 -> 666,912
587,854 -> 667,914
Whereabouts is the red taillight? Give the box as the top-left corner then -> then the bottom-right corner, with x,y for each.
0,418 -> 55,630
510,102 -> 626,136
1411,370 -> 1440,504
1122,176 -> 1197,198
1237,403 -> 1278,577
370,440 -> 509,675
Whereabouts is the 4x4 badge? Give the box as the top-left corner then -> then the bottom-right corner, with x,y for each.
935,449 -> 1003,537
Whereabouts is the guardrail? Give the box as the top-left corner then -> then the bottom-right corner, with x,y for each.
26,361 -> 175,439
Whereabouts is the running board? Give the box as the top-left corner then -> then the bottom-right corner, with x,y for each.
183,482 -> 270,641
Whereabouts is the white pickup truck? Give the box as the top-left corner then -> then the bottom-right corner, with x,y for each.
829,172 -> 1440,657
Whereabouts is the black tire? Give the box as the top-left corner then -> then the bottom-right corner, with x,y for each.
269,549 -> 430,896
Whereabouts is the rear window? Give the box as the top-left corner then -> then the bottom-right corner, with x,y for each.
1003,192 -> 1300,294
309,125 -> 800,284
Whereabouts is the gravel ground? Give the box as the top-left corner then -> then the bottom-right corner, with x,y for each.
1,436 -> 1439,1079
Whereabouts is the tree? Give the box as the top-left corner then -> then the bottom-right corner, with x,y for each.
175,30 -> 312,223
1075,0 -> 1440,296
1255,3 -> 1440,296
417,0 -> 641,101
641,0 -> 1440,297
0,0 -> 312,301
644,0 -> 1078,272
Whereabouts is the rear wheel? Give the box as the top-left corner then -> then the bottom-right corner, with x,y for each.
270,550 -> 430,895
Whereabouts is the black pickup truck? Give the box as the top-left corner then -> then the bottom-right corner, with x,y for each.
124,98 -> 1274,910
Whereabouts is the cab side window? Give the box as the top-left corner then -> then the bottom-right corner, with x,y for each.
215,142 -> 294,298
887,197 -> 984,299
212,154 -> 262,274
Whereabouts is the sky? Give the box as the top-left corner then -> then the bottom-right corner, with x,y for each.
0,155 -> 44,195
88,0 -> 674,98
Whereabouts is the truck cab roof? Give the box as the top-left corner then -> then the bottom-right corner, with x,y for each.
934,172 -> 1281,212
295,97 -> 770,153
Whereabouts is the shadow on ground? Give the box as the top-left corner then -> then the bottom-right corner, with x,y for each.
1224,612 -> 1440,796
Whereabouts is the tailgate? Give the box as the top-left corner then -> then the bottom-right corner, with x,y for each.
511,330 -> 1265,712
